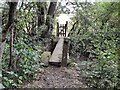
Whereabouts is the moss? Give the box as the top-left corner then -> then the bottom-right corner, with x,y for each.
41,51 -> 51,67
41,51 -> 51,59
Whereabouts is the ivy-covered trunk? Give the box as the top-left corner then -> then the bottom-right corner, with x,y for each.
0,2 -> 18,69
0,41 -> 5,84
117,6 -> 120,89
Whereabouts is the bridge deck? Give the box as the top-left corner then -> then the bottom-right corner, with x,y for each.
49,37 -> 64,66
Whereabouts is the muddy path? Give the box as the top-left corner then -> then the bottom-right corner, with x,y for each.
22,66 -> 88,88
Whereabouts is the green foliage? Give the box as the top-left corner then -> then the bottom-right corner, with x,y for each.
70,2 -> 120,89
67,58 -> 73,66
85,31 -> 119,89
2,38 -> 42,87
2,2 -> 43,88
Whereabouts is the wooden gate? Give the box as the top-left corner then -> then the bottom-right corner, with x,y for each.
56,21 -> 68,37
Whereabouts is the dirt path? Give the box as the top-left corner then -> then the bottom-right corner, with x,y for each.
22,66 -> 87,88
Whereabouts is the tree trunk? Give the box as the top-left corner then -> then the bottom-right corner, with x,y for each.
0,41 -> 5,68
0,2 -> 18,69
8,27 -> 14,68
47,2 -> 57,17
37,2 -> 46,26
46,1 -> 57,31
117,4 -> 120,89
2,2 -> 18,42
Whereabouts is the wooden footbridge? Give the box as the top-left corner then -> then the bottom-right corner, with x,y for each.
49,21 -> 70,67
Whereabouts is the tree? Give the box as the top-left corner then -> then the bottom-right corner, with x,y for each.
46,1 -> 57,31
37,2 -> 46,26
0,1 -> 18,85
66,2 -> 120,89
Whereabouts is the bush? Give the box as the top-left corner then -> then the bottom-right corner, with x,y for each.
2,36 -> 42,88
70,29 -> 119,89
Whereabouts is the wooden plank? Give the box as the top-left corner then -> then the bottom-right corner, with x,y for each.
49,37 -> 64,66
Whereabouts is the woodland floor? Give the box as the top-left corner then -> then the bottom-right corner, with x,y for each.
22,66 -> 88,88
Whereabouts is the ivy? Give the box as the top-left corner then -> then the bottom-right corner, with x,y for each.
69,2 -> 119,89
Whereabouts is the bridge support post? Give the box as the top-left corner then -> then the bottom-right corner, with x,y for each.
65,21 -> 68,37
61,37 -> 70,67
56,22 -> 59,37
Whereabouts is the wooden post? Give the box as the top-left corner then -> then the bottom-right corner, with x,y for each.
64,26 -> 66,37
65,21 -> 68,37
61,37 -> 70,67
56,22 -> 59,37
63,25 -> 65,37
